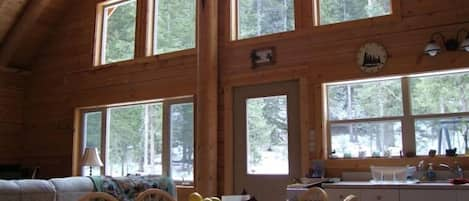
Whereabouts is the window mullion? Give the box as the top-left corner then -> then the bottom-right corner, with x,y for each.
162,102 -> 171,177
100,108 -> 108,176
401,77 -> 415,156
135,0 -> 147,58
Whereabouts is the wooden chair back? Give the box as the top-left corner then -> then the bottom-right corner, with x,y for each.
135,188 -> 176,201
298,187 -> 328,201
78,192 -> 118,201
343,195 -> 358,201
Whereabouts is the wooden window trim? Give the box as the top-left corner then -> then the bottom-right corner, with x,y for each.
73,96 -> 195,185
93,0 -> 139,66
146,0 -> 197,56
225,0 -> 400,48
312,0 -> 401,29
228,0 -> 301,43
322,69 -> 469,160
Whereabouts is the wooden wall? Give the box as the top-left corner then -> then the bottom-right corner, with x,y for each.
17,0 -> 469,198
0,72 -> 26,164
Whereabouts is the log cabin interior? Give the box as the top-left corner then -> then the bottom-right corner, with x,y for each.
0,0 -> 469,201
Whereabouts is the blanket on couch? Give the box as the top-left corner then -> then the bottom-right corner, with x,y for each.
90,176 -> 176,201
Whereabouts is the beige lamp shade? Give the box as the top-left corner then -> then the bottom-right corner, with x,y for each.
82,147 -> 104,167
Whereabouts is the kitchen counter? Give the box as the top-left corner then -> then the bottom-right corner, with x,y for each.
322,181 -> 469,190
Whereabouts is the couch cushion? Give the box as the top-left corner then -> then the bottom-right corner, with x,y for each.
0,180 -> 21,201
50,177 -> 94,201
16,179 -> 56,201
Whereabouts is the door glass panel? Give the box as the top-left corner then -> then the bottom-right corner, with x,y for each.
170,102 -> 194,183
106,103 -> 163,176
82,111 -> 102,176
246,95 -> 288,175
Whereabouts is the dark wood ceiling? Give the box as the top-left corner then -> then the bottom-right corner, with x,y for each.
0,0 -> 67,71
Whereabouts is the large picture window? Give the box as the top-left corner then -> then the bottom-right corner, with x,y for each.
153,0 -> 196,55
315,0 -> 393,25
233,0 -> 295,40
96,0 -> 137,65
324,69 -> 469,158
79,98 -> 194,184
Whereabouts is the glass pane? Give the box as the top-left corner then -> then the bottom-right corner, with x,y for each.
330,121 -> 402,158
102,0 -> 136,64
410,71 -> 469,115
327,79 -> 402,120
238,0 -> 295,39
106,103 -> 163,176
170,102 -> 194,183
415,117 -> 469,156
154,0 -> 196,54
319,0 -> 391,25
82,112 -> 102,176
246,95 -> 288,175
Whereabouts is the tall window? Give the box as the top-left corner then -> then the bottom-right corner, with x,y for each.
80,98 -> 194,184
324,69 -> 469,158
315,0 -> 392,25
153,0 -> 196,55
233,0 -> 295,40
97,0 -> 137,65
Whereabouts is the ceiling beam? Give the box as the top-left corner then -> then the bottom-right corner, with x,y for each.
0,65 -> 31,74
0,0 -> 52,67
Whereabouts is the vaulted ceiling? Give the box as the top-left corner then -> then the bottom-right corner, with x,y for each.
0,0 -> 67,71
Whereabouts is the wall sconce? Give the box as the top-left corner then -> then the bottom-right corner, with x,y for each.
424,28 -> 469,56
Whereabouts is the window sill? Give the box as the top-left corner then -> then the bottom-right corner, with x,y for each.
312,13 -> 401,33
76,49 -> 196,74
226,30 -> 309,48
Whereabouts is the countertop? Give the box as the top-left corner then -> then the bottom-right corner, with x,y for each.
322,181 -> 469,190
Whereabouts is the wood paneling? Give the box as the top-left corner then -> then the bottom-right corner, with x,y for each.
0,72 -> 26,164
9,0 -> 469,196
0,0 -> 28,42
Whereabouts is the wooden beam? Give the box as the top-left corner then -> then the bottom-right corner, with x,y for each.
0,65 -> 31,74
196,0 -> 218,196
0,0 -> 52,66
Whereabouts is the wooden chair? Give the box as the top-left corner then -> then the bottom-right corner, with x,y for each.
343,195 -> 358,201
78,192 -> 119,201
298,187 -> 328,201
135,188 -> 176,201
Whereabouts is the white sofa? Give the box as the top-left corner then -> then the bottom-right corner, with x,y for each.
0,177 -> 94,201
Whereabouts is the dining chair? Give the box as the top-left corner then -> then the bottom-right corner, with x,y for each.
297,187 -> 328,201
78,192 -> 119,201
135,188 -> 176,201
343,194 -> 358,201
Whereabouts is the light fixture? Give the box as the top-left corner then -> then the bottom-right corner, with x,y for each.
82,147 -> 104,176
424,28 -> 469,56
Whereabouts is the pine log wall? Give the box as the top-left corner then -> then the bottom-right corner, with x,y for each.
0,72 -> 26,164
0,0 -> 464,199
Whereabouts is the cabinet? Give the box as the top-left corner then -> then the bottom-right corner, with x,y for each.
326,189 -> 361,201
325,188 -> 469,201
399,190 -> 458,201
326,189 -> 399,201
361,189 -> 398,201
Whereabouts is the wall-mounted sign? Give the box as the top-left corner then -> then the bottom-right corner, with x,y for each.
251,47 -> 276,68
356,42 -> 388,73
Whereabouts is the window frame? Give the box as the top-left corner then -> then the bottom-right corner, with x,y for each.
312,0 -> 400,27
146,0 -> 198,56
230,0 -> 299,41
93,0 -> 139,66
76,97 -> 195,185
323,69 -> 469,159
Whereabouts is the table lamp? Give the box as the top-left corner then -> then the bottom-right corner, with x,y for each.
82,147 -> 103,176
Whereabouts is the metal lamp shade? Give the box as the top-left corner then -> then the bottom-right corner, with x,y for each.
82,147 -> 104,167
424,40 -> 441,56
460,37 -> 469,52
